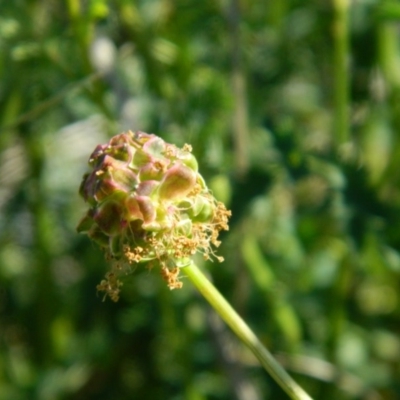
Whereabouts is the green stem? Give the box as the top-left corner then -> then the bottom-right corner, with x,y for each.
181,262 -> 313,400
332,0 -> 350,147
229,0 -> 249,178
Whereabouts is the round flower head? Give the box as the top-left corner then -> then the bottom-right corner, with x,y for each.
77,131 -> 231,301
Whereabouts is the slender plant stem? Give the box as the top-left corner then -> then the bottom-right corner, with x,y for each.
377,8 -> 400,88
229,0 -> 249,178
182,261 -> 313,400
332,0 -> 350,147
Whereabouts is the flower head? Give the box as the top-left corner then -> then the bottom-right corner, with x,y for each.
77,131 -> 231,301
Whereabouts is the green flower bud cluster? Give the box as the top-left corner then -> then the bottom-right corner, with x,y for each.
77,131 -> 231,301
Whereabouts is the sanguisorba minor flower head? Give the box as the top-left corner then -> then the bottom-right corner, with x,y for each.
77,131 -> 231,301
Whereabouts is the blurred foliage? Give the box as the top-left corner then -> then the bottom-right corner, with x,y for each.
1,0 -> 400,399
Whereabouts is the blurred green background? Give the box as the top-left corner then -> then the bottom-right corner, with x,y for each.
1,0 -> 400,399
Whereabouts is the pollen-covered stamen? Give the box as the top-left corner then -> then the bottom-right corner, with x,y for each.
160,263 -> 183,290
96,271 -> 123,302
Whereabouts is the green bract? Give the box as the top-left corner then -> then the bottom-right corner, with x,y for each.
77,131 -> 231,301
